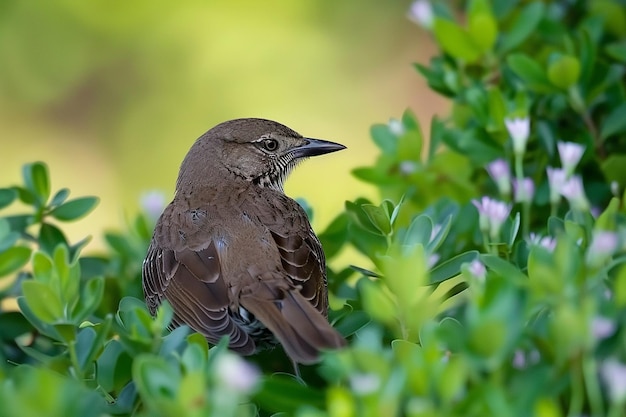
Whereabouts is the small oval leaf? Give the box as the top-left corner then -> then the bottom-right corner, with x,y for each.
49,197 -> 99,221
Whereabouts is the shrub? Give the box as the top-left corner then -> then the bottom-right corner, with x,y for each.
2,1 -> 626,416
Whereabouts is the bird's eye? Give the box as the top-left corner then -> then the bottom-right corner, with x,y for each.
262,139 -> 279,152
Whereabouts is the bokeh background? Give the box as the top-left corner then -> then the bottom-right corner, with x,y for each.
0,0 -> 448,250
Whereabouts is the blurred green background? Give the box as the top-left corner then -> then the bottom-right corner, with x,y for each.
0,0 -> 447,249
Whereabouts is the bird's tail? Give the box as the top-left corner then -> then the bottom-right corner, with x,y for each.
240,283 -> 346,364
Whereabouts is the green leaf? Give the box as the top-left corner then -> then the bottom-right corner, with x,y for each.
370,124 -> 397,154
547,54 -> 581,89
481,254 -> 527,283
601,102 -> 626,140
21,281 -> 65,323
32,251 -> 54,284
361,204 -> 391,235
334,310 -> 370,337
0,219 -> 19,252
0,311 -> 33,341
487,87 -> 507,131
14,186 -> 37,205
73,277 -> 104,322
97,341 -> 130,392
430,251 -> 479,284
498,2 -> 544,53
16,297 -> 63,340
133,354 -> 181,414
50,188 -> 70,208
38,222 -> 69,255
602,155 -> 626,186
360,279 -> 397,324
468,12 -> 498,52
5,214 -> 33,232
606,42 -> 626,63
49,197 -> 99,221
22,162 -> 50,207
507,53 -> 554,92
404,215 -> 433,247
0,246 -> 32,277
0,188 -> 17,209
433,18 -> 482,62
255,375 -> 325,414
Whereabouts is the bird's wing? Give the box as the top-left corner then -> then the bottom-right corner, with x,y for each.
142,232 -> 256,354
232,191 -> 344,364
246,191 -> 329,315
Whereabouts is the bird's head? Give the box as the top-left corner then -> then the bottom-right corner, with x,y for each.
177,118 -> 345,192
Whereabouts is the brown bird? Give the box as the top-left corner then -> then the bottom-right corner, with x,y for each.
142,118 -> 347,364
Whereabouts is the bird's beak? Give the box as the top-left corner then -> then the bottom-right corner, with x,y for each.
293,138 -> 346,158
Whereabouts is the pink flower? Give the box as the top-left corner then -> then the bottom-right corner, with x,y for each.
557,141 -> 585,174
528,233 -> 556,252
472,197 -> 512,239
486,159 -> 511,196
601,359 -> 626,403
214,353 -> 260,394
560,176 -> 589,210
586,231 -> 619,267
468,259 -> 486,283
547,167 -> 568,204
407,0 -> 434,28
505,117 -> 530,156
513,177 -> 535,203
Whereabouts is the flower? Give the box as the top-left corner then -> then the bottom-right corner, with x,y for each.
586,230 -> 619,267
528,233 -> 557,252
407,0 -> 434,29
611,181 -> 620,197
513,177 -> 535,203
140,190 -> 166,220
472,197 -> 512,239
591,316 -> 616,341
505,117 -> 530,156
557,141 -> 585,174
468,259 -> 486,283
560,175 -> 589,211
399,161 -> 418,175
214,353 -> 260,394
546,167 -> 568,204
388,118 -> 405,136
601,359 -> 626,403
486,159 -> 511,196
349,373 -> 381,395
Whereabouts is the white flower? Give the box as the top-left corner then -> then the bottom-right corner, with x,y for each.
428,253 -> 440,268
560,175 -> 589,211
601,359 -> 626,403
486,159 -> 511,196
388,118 -> 405,136
140,190 -> 166,220
557,141 -> 585,174
407,0 -> 434,29
214,353 -> 260,394
611,181 -> 620,197
505,117 -> 530,156
513,177 -> 535,203
349,373 -> 381,395
399,161 -> 418,175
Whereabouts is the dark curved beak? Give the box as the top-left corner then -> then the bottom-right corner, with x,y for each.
293,138 -> 346,158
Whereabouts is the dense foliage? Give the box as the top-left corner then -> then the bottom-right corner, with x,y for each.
2,1 -> 626,416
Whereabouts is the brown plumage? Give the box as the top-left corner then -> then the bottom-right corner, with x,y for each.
142,118 -> 346,364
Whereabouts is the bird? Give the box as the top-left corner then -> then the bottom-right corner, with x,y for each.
142,118 -> 347,365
